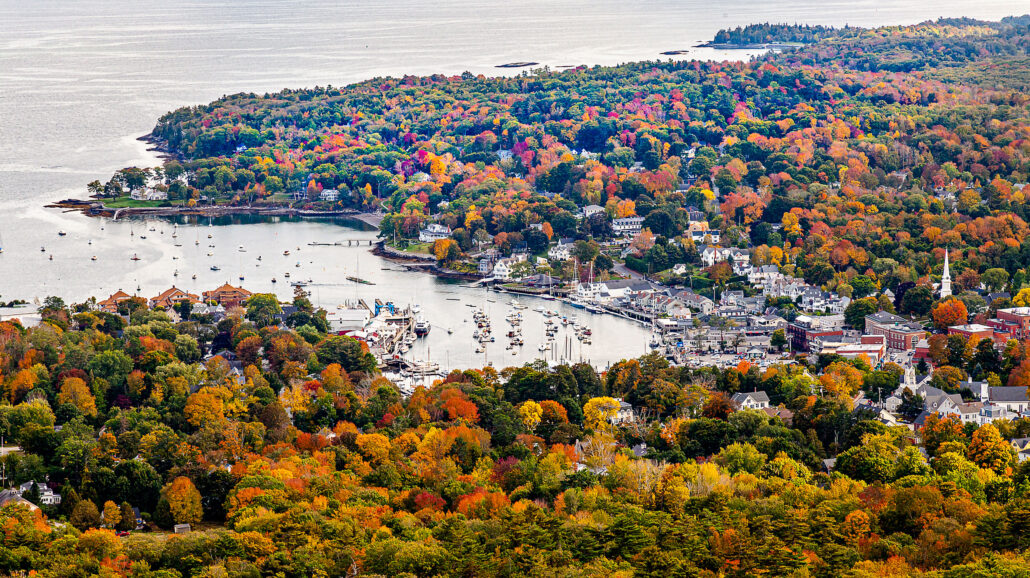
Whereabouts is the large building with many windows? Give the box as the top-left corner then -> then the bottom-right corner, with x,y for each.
864,311 -> 926,351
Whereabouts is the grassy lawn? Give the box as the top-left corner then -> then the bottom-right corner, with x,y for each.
400,242 -> 432,254
103,197 -> 177,208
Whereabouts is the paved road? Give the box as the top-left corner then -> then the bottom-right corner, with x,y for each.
614,263 -> 644,279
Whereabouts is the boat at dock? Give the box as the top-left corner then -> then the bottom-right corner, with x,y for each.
413,316 -> 431,337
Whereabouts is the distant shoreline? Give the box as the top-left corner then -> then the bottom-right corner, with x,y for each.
690,41 -> 803,50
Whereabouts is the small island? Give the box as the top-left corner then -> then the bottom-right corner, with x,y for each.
495,61 -> 539,68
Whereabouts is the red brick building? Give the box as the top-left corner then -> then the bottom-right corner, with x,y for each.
864,311 -> 925,351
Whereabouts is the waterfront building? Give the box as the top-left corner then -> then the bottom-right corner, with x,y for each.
150,286 -> 201,310
418,223 -> 451,243
202,283 -> 252,308
129,188 -> 168,201
98,290 -> 133,313
319,189 -> 340,202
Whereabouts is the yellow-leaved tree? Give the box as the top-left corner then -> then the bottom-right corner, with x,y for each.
158,476 -> 202,527
518,400 -> 543,432
583,397 -> 620,433
58,377 -> 97,417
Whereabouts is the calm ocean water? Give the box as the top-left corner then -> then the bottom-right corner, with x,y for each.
0,0 -> 1023,367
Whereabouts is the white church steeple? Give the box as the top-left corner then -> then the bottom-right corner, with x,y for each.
940,249 -> 952,299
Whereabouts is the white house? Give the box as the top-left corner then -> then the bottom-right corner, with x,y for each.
548,239 -> 574,261
690,229 -> 721,244
130,188 -> 168,201
582,205 -> 605,219
986,386 -> 1030,413
319,189 -> 340,202
731,391 -> 770,410
748,265 -> 783,289
613,216 -> 644,236
18,481 -> 61,506
418,223 -> 452,243
610,398 -> 637,424
492,260 -> 513,281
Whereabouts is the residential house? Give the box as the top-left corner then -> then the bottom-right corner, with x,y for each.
0,489 -> 37,511
582,204 -> 605,219
98,290 -> 133,313
548,238 -> 574,261
613,216 -> 645,236
731,391 -> 770,410
597,279 -> 653,301
610,398 -> 636,424
129,188 -> 167,201
986,386 -> 1030,414
674,289 -> 715,314
18,481 -> 61,506
748,265 -> 783,289
491,259 -> 515,281
418,223 -> 452,243
686,206 -> 706,223
202,283 -> 252,308
799,287 -> 850,314
149,286 -> 200,310
319,189 -> 340,202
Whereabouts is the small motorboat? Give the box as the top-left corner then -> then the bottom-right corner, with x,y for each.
192,274 -> 197,280
271,278 -> 277,283
91,256 -> 97,261
210,265 -> 220,271
283,250 -> 290,256
58,231 -> 66,236
48,255 -> 53,261
40,246 -> 45,252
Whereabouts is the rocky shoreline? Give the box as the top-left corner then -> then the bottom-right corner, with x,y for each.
371,241 -> 483,281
